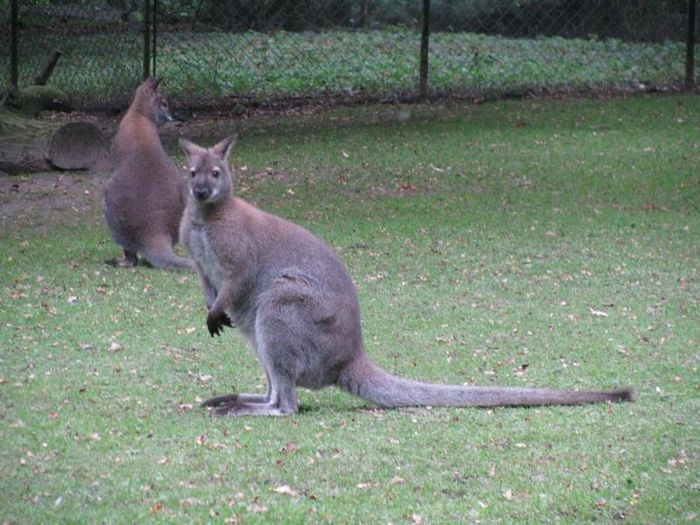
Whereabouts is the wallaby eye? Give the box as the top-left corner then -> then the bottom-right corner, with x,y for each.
189,168 -> 196,177
212,169 -> 220,178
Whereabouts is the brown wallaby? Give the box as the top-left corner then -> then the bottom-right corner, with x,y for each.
102,77 -> 194,271
179,135 -> 635,417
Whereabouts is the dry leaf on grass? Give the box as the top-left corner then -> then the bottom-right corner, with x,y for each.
588,307 -> 609,318
272,485 -> 298,496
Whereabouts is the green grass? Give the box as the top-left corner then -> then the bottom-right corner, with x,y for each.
2,29 -> 691,108
1,94 -> 699,523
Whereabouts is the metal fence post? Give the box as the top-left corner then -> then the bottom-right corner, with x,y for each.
153,0 -> 158,78
419,0 -> 431,100
687,0 -> 696,89
143,0 -> 151,79
10,0 -> 18,89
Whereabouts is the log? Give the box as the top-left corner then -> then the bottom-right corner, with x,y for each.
0,109 -> 111,174
34,49 -> 63,86
7,85 -> 73,116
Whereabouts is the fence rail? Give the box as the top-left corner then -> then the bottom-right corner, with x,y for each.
2,0 -> 697,111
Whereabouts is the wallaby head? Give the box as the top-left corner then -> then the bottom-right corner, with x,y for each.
179,135 -> 237,205
130,76 -> 173,126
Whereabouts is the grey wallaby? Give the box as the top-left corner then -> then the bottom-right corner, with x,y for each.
102,77 -> 194,271
179,135 -> 635,416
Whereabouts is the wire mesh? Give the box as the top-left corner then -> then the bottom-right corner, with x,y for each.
1,0 -> 694,110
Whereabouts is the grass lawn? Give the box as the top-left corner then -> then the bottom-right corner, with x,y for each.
1,94 -> 698,523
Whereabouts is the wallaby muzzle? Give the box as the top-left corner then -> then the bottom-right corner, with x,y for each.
193,184 -> 210,201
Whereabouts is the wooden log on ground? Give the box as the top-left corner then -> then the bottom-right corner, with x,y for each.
0,109 -> 110,174
34,49 -> 63,86
6,85 -> 73,116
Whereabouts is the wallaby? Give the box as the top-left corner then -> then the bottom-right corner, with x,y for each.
179,135 -> 635,416
102,77 -> 194,271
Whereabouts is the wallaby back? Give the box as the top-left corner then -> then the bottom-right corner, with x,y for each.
102,77 -> 193,271
179,135 -> 634,417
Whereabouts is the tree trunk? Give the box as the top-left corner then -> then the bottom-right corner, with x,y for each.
0,110 -> 111,174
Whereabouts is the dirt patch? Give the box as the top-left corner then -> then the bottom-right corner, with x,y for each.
0,171 -> 107,234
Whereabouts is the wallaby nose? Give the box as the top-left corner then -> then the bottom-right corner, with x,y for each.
193,185 -> 209,201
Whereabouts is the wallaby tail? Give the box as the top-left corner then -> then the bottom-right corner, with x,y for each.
141,239 -> 195,272
337,354 -> 635,408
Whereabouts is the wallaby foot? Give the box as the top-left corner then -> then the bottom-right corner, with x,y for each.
105,249 -> 138,267
203,373 -> 298,417
205,399 -> 293,417
201,392 -> 268,408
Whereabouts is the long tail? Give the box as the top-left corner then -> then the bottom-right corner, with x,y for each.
337,354 -> 635,408
142,239 -> 195,272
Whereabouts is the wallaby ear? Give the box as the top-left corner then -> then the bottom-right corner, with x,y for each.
179,137 -> 204,162
211,134 -> 238,162
142,76 -> 157,91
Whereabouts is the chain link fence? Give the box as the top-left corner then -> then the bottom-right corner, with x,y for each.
1,1 -> 696,111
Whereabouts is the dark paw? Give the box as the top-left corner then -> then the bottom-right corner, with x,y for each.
206,310 -> 232,337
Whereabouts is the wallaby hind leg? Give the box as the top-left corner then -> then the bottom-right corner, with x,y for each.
105,248 -> 138,267
206,373 -> 298,417
202,372 -> 272,407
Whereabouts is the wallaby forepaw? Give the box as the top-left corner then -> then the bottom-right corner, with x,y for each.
206,311 -> 232,337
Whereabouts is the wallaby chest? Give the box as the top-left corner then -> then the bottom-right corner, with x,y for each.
186,219 -> 227,290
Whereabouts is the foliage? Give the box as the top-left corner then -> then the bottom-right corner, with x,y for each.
0,94 -> 698,523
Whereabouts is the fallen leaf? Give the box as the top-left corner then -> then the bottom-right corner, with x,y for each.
108,342 -> 123,353
515,364 -> 529,377
247,502 -> 267,513
588,307 -> 609,318
272,485 -> 298,496
279,442 -> 298,453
